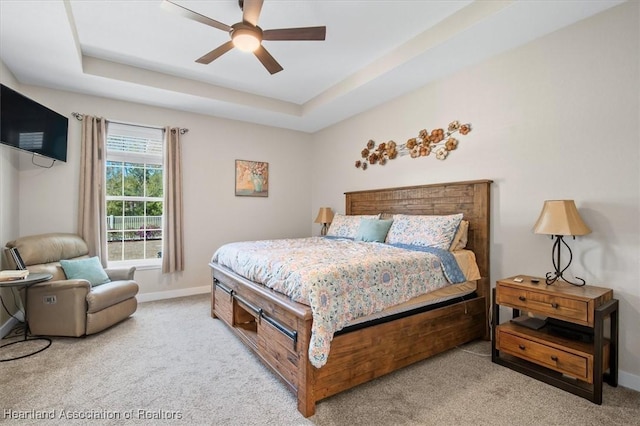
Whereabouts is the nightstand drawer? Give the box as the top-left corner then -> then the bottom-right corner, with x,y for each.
497,285 -> 588,323
497,328 -> 588,381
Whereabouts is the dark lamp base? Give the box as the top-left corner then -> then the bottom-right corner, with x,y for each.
545,235 -> 586,287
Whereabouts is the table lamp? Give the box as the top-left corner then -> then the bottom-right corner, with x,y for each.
533,200 -> 591,286
314,207 -> 334,236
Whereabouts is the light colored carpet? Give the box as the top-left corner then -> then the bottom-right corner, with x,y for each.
1,294 -> 638,425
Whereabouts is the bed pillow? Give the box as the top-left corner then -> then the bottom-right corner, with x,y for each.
60,256 -> 111,287
326,214 -> 380,238
449,220 -> 469,251
386,213 -> 464,250
355,219 -> 394,243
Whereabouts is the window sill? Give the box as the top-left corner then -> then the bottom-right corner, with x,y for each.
108,259 -> 162,271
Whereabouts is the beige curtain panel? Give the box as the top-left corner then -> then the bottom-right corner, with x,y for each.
78,115 -> 108,266
162,127 -> 185,273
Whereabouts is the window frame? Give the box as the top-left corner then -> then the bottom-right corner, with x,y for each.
104,123 -> 165,269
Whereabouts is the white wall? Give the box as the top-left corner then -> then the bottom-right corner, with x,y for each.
2,84 -> 313,299
0,62 -> 23,329
311,2 -> 640,388
0,61 -> 21,249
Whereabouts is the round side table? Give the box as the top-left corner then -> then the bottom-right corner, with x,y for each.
0,272 -> 53,362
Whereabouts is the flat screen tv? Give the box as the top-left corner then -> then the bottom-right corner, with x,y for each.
0,84 -> 68,162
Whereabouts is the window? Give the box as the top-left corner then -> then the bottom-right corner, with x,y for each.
105,122 -> 164,264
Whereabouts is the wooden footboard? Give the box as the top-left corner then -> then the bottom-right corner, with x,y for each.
209,179 -> 492,417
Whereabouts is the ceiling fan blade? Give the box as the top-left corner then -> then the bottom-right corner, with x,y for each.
242,0 -> 264,27
161,0 -> 231,32
254,45 -> 283,75
196,41 -> 235,64
263,26 -> 326,41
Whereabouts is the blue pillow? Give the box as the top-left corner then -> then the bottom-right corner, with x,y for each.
60,256 -> 111,287
355,219 -> 394,243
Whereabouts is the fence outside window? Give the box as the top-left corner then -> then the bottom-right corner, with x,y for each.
106,215 -> 162,241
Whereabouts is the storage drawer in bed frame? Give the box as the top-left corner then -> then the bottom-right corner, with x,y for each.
212,274 -> 303,391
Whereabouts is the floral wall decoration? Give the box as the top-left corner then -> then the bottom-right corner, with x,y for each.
354,121 -> 472,170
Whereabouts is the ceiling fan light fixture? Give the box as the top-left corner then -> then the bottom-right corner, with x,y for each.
232,28 -> 261,52
163,1 -> 325,73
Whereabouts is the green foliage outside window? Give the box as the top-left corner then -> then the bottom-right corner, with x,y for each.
106,160 -> 163,248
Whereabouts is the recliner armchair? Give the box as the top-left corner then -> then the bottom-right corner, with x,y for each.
5,233 -> 139,337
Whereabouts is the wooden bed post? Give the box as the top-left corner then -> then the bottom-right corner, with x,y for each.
472,180 -> 492,339
296,317 -> 316,417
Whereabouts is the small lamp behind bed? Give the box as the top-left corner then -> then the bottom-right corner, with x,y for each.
314,207 -> 334,236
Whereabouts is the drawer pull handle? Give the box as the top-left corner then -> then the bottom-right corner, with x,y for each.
551,303 -> 559,309
215,282 -> 234,301
551,355 -> 558,362
260,311 -> 298,350
234,294 -> 262,319
518,296 -> 526,302
518,344 -> 526,350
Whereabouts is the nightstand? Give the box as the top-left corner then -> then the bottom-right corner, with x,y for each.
491,275 -> 618,404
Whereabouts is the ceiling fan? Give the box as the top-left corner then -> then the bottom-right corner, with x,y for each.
161,0 -> 326,74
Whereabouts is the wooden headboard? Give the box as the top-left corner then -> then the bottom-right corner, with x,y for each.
345,179 -> 492,336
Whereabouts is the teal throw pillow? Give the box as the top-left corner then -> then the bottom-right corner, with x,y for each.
60,256 -> 111,287
355,219 -> 394,243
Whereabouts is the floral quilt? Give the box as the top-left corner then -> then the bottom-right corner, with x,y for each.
211,237 -> 465,368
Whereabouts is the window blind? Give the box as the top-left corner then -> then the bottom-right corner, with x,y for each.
106,122 -> 164,165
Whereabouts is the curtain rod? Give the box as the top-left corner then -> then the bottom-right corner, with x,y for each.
71,112 -> 189,134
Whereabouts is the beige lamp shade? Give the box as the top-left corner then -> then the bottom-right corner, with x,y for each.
314,207 -> 334,224
533,200 -> 591,236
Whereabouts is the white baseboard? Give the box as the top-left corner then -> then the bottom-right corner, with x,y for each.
136,285 -> 210,303
619,370 -> 640,392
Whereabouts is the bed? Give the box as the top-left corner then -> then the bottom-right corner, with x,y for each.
209,179 -> 492,417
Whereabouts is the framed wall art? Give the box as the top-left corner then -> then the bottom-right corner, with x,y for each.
235,160 -> 269,197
